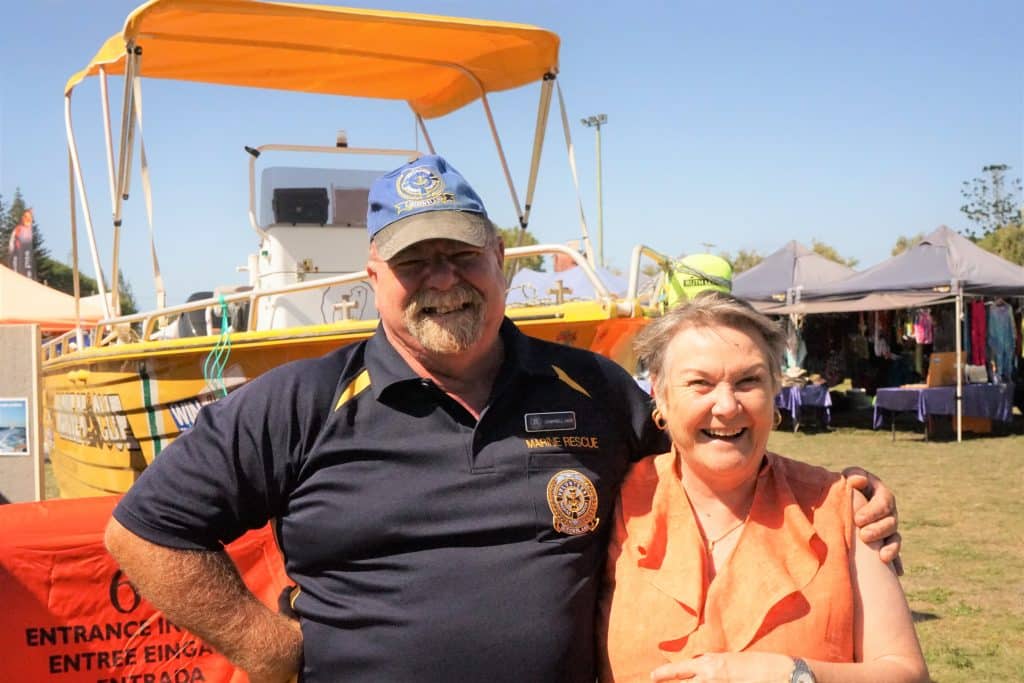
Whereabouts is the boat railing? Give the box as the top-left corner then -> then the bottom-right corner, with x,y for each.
625,243 -> 675,315
41,243 -> 671,362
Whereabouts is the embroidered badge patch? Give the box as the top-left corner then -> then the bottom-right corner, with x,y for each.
394,165 -> 455,215
546,469 -> 600,536
524,411 -> 577,432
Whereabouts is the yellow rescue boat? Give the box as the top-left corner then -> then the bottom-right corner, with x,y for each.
42,0 -> 672,498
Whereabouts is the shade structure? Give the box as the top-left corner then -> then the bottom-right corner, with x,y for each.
766,225 -> 1024,443
733,240 -> 856,304
801,226 -> 1024,300
65,0 -> 560,119
0,265 -> 106,333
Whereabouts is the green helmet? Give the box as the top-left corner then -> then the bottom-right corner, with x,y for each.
666,253 -> 733,307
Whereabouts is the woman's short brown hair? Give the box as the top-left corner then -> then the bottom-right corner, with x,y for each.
635,291 -> 785,397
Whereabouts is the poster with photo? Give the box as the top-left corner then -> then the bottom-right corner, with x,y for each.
0,398 -> 30,456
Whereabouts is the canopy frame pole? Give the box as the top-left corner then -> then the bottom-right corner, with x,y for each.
99,68 -> 118,211
555,81 -> 595,266
414,113 -> 436,154
955,281 -> 963,442
132,75 -> 167,310
99,66 -> 120,315
520,73 -> 555,233
65,92 -> 111,319
68,149 -> 84,350
110,44 -> 142,316
505,74 -> 556,287
479,91 -> 524,226
113,42 -> 140,221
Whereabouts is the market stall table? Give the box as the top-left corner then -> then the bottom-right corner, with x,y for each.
873,383 -> 1015,440
775,383 -> 832,432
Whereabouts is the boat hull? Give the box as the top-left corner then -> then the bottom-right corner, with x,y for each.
42,305 -> 648,498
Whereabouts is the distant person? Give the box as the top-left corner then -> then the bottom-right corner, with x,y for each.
599,292 -> 927,683
104,156 -> 902,682
9,209 -> 35,279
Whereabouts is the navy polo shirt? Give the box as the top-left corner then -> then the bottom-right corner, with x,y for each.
114,319 -> 665,682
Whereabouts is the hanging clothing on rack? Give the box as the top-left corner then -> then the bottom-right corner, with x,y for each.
913,309 -> 934,344
987,300 -> 1017,382
962,304 -> 971,358
969,300 -> 987,366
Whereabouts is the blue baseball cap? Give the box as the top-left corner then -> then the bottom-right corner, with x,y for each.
367,154 -> 491,260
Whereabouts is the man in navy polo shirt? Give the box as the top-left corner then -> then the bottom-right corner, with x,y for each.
105,155 -> 900,682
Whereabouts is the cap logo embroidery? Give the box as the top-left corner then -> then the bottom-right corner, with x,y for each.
546,469 -> 600,536
394,165 -> 455,215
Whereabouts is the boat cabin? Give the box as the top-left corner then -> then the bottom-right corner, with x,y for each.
251,165 -> 380,330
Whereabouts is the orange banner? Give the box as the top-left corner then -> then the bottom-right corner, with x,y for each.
0,496 -> 290,682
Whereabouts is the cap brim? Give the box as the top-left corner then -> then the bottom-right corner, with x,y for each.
373,211 -> 491,260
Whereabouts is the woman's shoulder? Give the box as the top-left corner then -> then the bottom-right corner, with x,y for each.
767,452 -> 847,503
618,451 -> 675,512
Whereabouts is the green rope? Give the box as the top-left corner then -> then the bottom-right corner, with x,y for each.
202,295 -> 232,397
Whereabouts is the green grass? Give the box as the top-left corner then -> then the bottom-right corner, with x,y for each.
45,419 -> 1024,681
768,422 -> 1024,683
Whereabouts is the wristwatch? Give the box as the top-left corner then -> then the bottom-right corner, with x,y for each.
790,658 -> 817,683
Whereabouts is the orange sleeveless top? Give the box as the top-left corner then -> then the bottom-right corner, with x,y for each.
598,451 -> 855,682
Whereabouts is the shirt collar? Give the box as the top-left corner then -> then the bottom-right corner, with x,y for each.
363,317 -> 555,400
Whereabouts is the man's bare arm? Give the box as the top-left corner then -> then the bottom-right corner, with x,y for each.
104,518 -> 302,683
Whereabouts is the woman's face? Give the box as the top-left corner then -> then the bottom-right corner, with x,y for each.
655,323 -> 776,485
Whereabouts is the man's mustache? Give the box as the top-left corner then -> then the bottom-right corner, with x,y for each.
408,285 -> 483,315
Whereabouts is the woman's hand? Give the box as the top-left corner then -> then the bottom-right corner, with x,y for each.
842,466 -> 903,574
650,652 -> 794,681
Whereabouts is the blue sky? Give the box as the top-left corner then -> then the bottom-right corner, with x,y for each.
0,400 -> 27,428
2,1 -> 1022,310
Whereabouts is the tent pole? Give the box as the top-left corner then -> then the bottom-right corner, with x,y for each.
955,283 -> 963,442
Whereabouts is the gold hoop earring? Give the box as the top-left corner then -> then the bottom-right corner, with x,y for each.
652,407 -> 668,431
773,408 -> 783,429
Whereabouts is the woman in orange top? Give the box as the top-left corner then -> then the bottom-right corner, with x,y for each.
598,292 -> 927,683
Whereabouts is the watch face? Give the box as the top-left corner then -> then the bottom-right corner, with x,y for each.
791,659 -> 817,683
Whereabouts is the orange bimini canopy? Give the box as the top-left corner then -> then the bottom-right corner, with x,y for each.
64,0 -> 560,119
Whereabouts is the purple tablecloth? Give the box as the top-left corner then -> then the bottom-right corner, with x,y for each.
873,383 -> 1015,429
776,384 -> 832,426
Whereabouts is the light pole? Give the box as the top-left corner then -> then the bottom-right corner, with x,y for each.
581,114 -> 608,267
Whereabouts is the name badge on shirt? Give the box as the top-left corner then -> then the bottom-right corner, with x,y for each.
524,411 -> 577,432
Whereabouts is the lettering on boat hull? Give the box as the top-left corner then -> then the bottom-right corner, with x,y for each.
52,392 -> 139,450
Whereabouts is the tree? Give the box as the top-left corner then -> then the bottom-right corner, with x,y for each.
976,224 -> 1024,266
891,233 -> 925,256
960,164 -> 1022,238
496,225 -> 544,277
719,249 -> 763,274
810,239 -> 858,268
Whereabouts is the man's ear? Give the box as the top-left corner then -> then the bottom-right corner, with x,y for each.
366,244 -> 381,288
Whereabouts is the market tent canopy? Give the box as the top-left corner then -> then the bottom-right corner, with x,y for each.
0,265 -> 106,333
65,0 -> 560,119
733,240 -> 857,303
759,291 -> 955,315
802,225 -> 1024,299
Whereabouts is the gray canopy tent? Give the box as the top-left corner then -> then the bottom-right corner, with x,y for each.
733,240 -> 856,308
763,226 -> 1024,440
